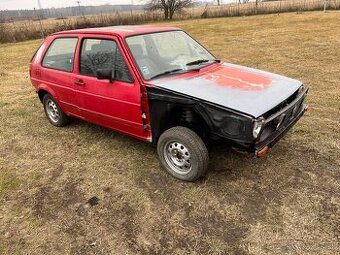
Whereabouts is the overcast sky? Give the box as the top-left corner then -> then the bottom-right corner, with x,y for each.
0,0 -> 147,10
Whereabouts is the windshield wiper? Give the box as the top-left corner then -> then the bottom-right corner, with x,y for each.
186,59 -> 221,66
149,68 -> 183,80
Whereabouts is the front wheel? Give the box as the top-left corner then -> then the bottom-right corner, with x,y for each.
157,126 -> 209,181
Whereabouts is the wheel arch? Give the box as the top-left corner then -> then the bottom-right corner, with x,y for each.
146,87 -> 212,144
37,84 -> 58,103
158,105 -> 210,141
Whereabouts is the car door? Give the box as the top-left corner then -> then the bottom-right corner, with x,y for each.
74,35 -> 150,141
40,36 -> 79,114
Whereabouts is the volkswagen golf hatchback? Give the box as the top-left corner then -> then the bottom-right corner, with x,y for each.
30,26 -> 308,181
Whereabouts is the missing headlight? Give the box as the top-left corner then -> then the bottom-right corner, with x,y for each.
222,117 -> 244,136
253,117 -> 265,138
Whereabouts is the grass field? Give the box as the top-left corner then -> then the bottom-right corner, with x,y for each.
1,0 -> 337,43
0,11 -> 339,255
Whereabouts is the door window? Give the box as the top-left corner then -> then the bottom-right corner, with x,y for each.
42,37 -> 78,72
80,38 -> 133,83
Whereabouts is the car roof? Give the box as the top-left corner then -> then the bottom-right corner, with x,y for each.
51,25 -> 181,38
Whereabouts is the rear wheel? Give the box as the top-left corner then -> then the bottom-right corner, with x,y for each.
43,94 -> 69,127
157,126 -> 209,181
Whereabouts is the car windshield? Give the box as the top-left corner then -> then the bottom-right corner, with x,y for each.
125,31 -> 216,80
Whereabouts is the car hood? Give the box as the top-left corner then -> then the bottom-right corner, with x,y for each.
151,63 -> 302,118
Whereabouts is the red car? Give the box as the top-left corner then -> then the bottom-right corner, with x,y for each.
30,26 -> 308,181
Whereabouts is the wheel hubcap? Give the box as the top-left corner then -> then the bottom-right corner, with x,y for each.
164,141 -> 192,174
46,99 -> 60,123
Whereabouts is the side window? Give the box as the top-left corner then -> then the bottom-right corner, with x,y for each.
80,38 -> 133,83
42,38 -> 78,72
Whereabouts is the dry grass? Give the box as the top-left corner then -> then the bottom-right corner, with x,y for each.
0,11 -> 339,255
1,0 -> 338,43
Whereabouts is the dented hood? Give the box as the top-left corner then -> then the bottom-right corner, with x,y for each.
151,63 -> 302,118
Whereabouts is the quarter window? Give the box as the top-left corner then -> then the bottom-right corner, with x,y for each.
42,38 -> 78,72
80,38 -> 133,83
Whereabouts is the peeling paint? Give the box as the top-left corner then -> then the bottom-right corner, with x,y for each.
201,66 -> 271,91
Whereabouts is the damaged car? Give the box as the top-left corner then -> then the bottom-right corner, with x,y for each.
29,26 -> 308,181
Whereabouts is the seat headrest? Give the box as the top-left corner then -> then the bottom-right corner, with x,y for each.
91,40 -> 115,53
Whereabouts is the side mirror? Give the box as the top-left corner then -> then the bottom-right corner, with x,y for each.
96,69 -> 115,83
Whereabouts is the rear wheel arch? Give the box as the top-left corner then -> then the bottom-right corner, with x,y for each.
38,89 -> 49,103
37,84 -> 59,103
42,93 -> 70,127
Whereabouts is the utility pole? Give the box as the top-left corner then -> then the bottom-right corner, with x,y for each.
11,17 -> 17,42
323,0 -> 327,12
34,8 -> 45,38
37,0 -> 44,19
37,0 -> 42,9
76,1 -> 86,22
130,0 -> 134,17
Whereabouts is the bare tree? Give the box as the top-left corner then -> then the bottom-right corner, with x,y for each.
147,0 -> 193,20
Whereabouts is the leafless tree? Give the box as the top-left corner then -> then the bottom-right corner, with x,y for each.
147,0 -> 193,20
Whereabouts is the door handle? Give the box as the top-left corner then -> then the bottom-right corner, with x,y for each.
74,80 -> 86,86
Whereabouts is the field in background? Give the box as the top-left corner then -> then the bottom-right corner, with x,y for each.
1,0 -> 339,43
0,11 -> 339,255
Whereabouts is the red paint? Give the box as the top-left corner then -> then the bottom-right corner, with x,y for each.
201,66 -> 271,91
51,26 -> 179,38
30,27 -> 189,142
30,31 -> 152,142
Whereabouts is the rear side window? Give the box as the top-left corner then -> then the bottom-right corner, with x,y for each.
42,38 -> 78,72
31,43 -> 42,62
80,38 -> 133,83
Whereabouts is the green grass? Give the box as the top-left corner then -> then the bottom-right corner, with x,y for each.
0,11 -> 339,255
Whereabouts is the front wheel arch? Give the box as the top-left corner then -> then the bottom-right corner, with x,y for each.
155,106 -> 210,144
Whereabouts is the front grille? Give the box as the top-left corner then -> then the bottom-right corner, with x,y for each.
263,87 -> 301,119
258,85 -> 307,142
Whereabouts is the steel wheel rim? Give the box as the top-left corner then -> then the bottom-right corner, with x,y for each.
164,141 -> 192,175
46,99 -> 60,123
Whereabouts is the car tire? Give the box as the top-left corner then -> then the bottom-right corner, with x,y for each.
157,126 -> 209,181
43,94 -> 69,127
